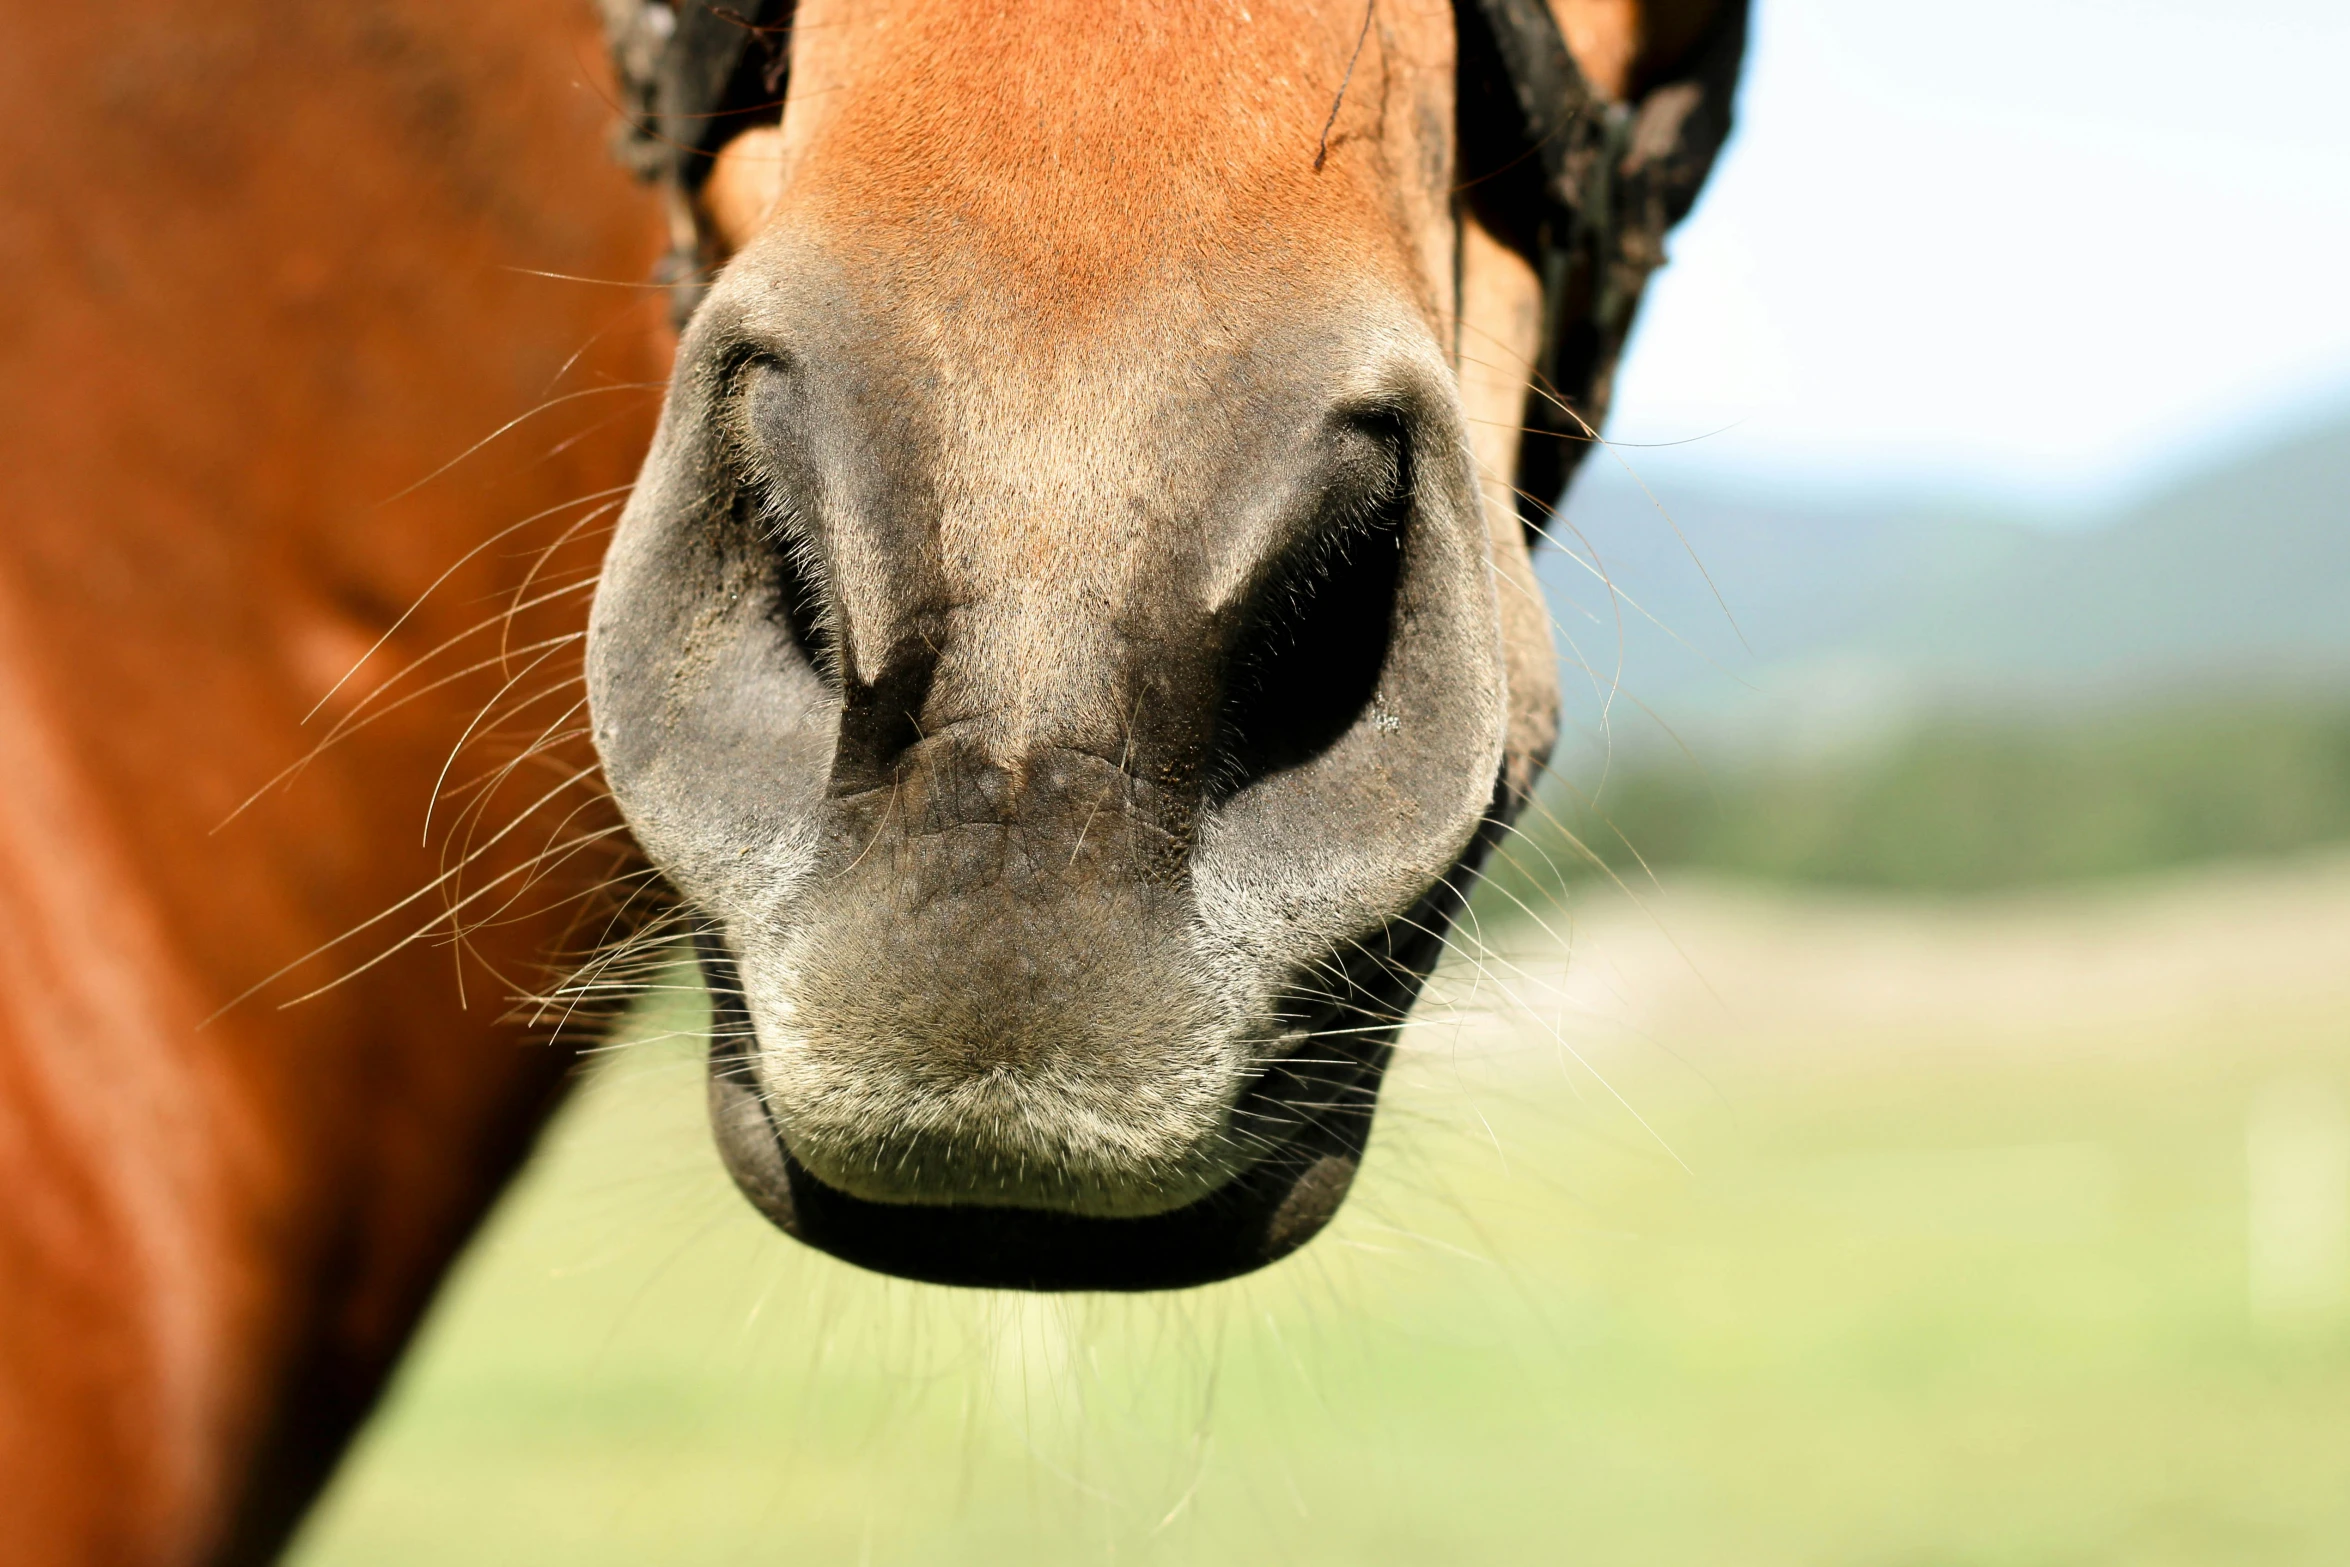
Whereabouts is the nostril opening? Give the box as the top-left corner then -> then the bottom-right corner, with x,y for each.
1212,431 -> 1409,794
735,355 -> 842,690
767,514 -> 840,686
730,463 -> 842,689
735,461 -> 933,785
836,652 -> 933,778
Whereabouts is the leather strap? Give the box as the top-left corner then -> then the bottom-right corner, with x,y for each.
1454,0 -> 1749,528
605,0 -> 797,321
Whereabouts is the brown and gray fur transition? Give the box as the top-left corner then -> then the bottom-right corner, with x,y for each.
589,0 -> 1740,1287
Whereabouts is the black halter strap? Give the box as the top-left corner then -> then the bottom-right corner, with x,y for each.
603,0 -> 1747,527
605,0 -> 798,313
1453,0 -> 1748,527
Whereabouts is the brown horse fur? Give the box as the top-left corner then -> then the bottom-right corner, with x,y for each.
0,1 -> 666,1561
0,0 -> 1725,1560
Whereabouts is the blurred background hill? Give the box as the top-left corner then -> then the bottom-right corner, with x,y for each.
1498,395 -> 2350,895
1553,396 -> 2350,730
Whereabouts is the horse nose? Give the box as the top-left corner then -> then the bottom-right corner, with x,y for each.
589,275 -> 1510,1285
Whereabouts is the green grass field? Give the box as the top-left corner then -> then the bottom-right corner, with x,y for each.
291,862 -> 2350,1566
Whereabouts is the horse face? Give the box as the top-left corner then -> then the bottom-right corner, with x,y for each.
588,0 -> 1560,1288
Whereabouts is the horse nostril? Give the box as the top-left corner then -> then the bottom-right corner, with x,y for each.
831,651 -> 936,785
768,518 -> 838,686
1212,462 -> 1408,792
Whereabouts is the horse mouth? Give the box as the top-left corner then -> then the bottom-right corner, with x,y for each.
695,932 -> 1401,1291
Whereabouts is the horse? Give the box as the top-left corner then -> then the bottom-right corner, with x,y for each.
588,0 -> 1742,1287
0,0 -> 1741,1561
0,2 -> 668,1559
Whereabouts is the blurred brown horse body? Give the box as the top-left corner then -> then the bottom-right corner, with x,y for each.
0,0 -> 1725,1562
0,2 -> 664,1560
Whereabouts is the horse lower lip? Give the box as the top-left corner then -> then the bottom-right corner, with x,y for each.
728,1108 -> 1366,1292
717,1044 -> 1385,1290
705,1061 -> 1383,1290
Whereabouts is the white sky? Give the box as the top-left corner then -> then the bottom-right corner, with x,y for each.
1603,0 -> 2350,510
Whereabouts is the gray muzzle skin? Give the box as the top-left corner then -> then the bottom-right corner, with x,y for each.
692,841 -> 1485,1292
588,242 -> 1515,1288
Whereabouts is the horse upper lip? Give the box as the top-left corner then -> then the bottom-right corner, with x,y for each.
696,930 -> 1397,1289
